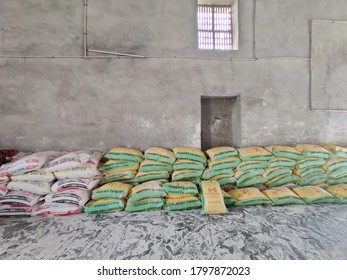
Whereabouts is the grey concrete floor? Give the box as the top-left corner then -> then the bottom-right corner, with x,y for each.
0,204 -> 346,260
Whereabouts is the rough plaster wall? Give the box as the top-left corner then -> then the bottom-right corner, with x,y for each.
0,0 -> 347,151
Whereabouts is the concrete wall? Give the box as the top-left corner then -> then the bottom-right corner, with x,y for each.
0,0 -> 347,151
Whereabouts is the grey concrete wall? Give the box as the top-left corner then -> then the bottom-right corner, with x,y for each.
0,0 -> 347,151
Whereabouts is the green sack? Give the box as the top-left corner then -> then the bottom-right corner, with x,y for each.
297,173 -> 329,186
296,158 -> 326,169
128,181 -> 167,203
139,160 -> 173,172
222,190 -> 237,206
268,157 -> 297,168
272,146 -> 304,161
235,169 -> 265,185
173,147 -> 207,164
266,175 -> 299,189
125,198 -> 164,212
206,146 -> 238,160
162,181 -> 198,197
164,196 -> 202,211
91,182 -> 132,200
83,199 -> 125,214
99,160 -> 139,173
208,157 -> 241,171
101,171 -> 136,185
171,170 -> 203,181
293,167 -> 325,178
228,188 -> 272,206
105,148 -> 143,162
326,185 -> 347,204
173,160 -> 205,171
201,168 -> 234,180
262,187 -> 305,206
144,147 -> 176,164
292,186 -> 338,204
328,167 -> 347,179
237,175 -> 267,188
323,158 -> 347,172
262,168 -> 292,181
236,161 -> 268,171
328,176 -> 347,185
217,176 -> 237,186
135,171 -> 169,183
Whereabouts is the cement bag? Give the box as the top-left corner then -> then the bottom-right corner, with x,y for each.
216,176 -> 237,186
262,168 -> 293,182
45,189 -> 90,206
201,168 -> 234,180
237,147 -> 273,161
11,170 -> 55,182
34,202 -> 81,216
228,188 -> 271,206
139,160 -> 173,172
44,150 -> 96,172
323,158 -> 347,172
128,180 -> 167,203
171,170 -> 203,181
262,187 -> 305,205
0,151 -> 62,176
54,164 -> 100,180
144,147 -> 176,164
0,205 -> 36,217
235,169 -> 265,186
101,171 -> 136,185
294,144 -> 332,159
237,176 -> 267,188
120,179 -> 138,187
164,196 -> 202,211
7,181 -> 52,195
208,157 -> 241,171
324,145 -> 347,159
105,147 -> 143,163
99,160 -> 139,173
0,174 -> 10,183
327,167 -> 347,179
0,190 -> 41,206
297,173 -> 329,186
328,177 -> 347,185
293,167 -> 325,177
0,182 -> 8,197
173,147 -> 207,164
271,145 -> 304,160
236,161 -> 268,171
135,171 -> 169,183
206,146 -> 238,160
92,182 -> 132,200
173,160 -> 204,171
292,186 -> 338,204
200,180 -> 227,215
125,198 -> 164,212
265,175 -> 298,189
162,181 -> 198,198
84,198 -> 125,214
51,177 -> 101,192
268,157 -> 297,168
326,184 -> 347,203
222,190 -> 237,206
296,158 -> 326,169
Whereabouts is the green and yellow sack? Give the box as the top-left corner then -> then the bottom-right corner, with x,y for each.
237,175 -> 267,188
236,161 -> 268,171
234,169 -> 265,185
327,167 -> 347,179
173,147 -> 207,164
173,160 -> 205,171
216,176 -> 237,186
324,145 -> 347,159
171,169 -> 203,181
128,180 -> 167,203
164,196 -> 202,211
326,184 -> 347,203
201,168 -> 234,180
92,182 -> 132,200
206,146 -> 238,160
99,160 -> 139,173
266,174 -> 298,188
328,176 -> 347,185
222,190 -> 237,206
139,160 -> 173,172
84,198 -> 125,214
144,147 -> 176,164
105,147 -> 143,162
262,167 -> 292,181
293,167 -> 325,177
323,158 -> 347,172
125,198 -> 164,212
268,157 -> 297,168
162,181 -> 198,198
262,187 -> 305,205
237,147 -> 273,161
228,188 -> 271,206
135,171 -> 169,183
271,145 -> 304,161
294,144 -> 332,159
200,180 -> 227,215
208,157 -> 240,171
292,185 -> 338,204
297,173 -> 329,186
101,171 -> 136,185
296,158 -> 326,169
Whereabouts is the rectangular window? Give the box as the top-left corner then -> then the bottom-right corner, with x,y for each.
197,0 -> 238,50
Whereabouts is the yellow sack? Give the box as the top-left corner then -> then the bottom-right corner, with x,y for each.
144,147 -> 176,164
101,170 -> 136,185
322,158 -> 347,172
228,188 -> 271,206
139,160 -> 173,172
271,145 -> 304,160
99,160 -> 139,173
324,145 -> 347,159
326,184 -> 347,203
128,180 -> 167,203
105,147 -> 143,162
205,146 -> 238,160
262,187 -> 305,205
91,182 -> 132,200
208,157 -> 241,171
294,144 -> 332,159
173,147 -> 207,164
200,180 -> 227,215
237,147 -> 273,161
292,186 -> 338,204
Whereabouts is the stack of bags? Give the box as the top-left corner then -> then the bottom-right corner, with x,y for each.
100,147 -> 143,186
203,146 -> 239,188
234,147 -> 272,189
323,145 -> 347,185
125,180 -> 167,212
162,181 -> 201,211
84,182 -> 132,214
293,144 -> 331,186
263,145 -> 300,188
171,147 -> 206,184
136,147 -> 175,184
0,151 -> 62,217
34,150 -> 103,216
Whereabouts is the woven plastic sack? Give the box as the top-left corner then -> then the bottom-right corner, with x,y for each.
173,160 -> 204,171
235,169 -> 265,185
125,198 -> 164,212
51,177 -> 101,192
327,167 -> 347,179
222,190 -> 237,206
297,173 -> 329,186
292,185 -> 338,204
84,198 -> 125,213
139,160 -> 173,172
128,180 -> 167,203
326,184 -> 347,203
7,181 -> 52,195
171,169 -> 203,181
262,168 -> 292,182
54,164 -> 100,180
144,147 -> 176,164
323,158 -> 347,172
296,158 -> 326,169
105,147 -> 143,162
206,146 -> 238,160
324,145 -> 347,159
208,157 -> 241,171
216,176 -> 237,186
173,147 -> 207,164
328,176 -> 347,185
45,189 -> 90,206
262,187 -> 305,205
237,175 -> 267,188
201,168 -> 234,180
164,196 -> 202,211
99,160 -> 139,173
271,145 -> 304,160
34,202 -> 81,216
162,181 -> 198,198
228,188 -> 271,206
11,170 -> 56,182
293,167 -> 325,177
0,190 -> 41,206
237,147 -> 273,161
200,180 -> 227,215
135,171 -> 169,183
101,171 -> 136,185
266,174 -> 298,189
0,204 -> 36,217
236,161 -> 268,171
294,144 -> 332,159
268,157 -> 297,168
92,182 -> 132,200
